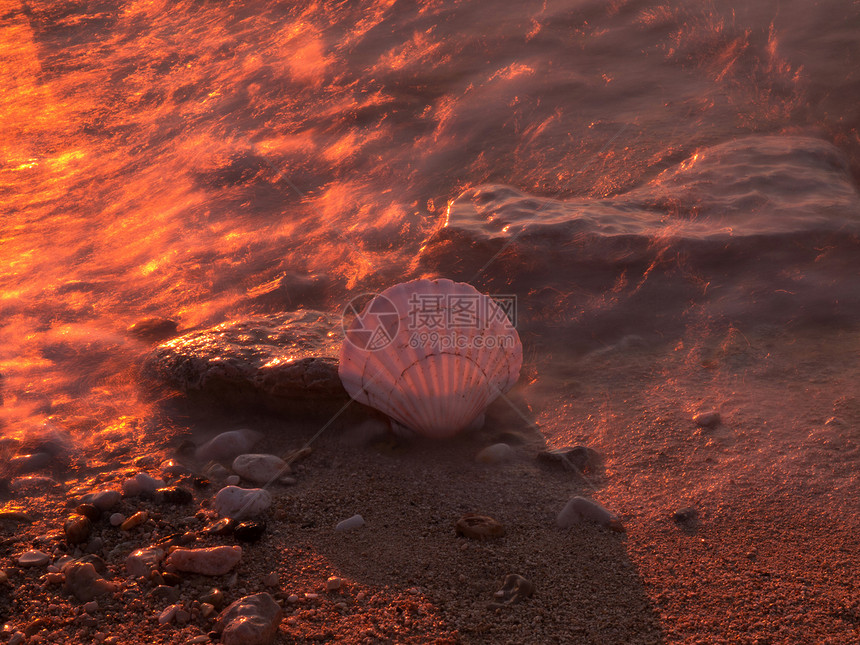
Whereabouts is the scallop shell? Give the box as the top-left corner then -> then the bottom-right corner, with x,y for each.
338,279 -> 522,438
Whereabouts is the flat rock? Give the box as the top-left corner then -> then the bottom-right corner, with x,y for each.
216,592 -> 282,645
18,550 -> 50,567
143,310 -> 348,413
455,514 -> 505,540
215,486 -> 272,521
557,496 -> 624,531
167,546 -> 242,576
232,454 -> 289,484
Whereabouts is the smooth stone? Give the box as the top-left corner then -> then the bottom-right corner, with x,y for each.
334,514 -> 365,532
18,550 -> 50,567
673,507 -> 699,524
9,452 -> 52,475
122,473 -> 166,498
162,571 -> 182,586
80,490 -> 121,511
203,517 -> 236,536
83,600 -> 98,614
216,592 -> 282,645
326,576 -> 342,592
159,459 -> 191,477
214,486 -> 272,521
120,511 -> 148,531
200,603 -> 216,618
263,572 -> 279,587
475,443 -> 515,464
77,554 -> 109,576
166,546 -> 242,576
693,410 -> 721,428
126,548 -> 165,578
196,430 -> 263,463
158,604 -> 179,624
109,513 -> 125,527
63,515 -> 92,545
149,585 -> 180,603
225,475 -> 240,486
232,454 -> 290,485
234,521 -> 266,543
490,574 -> 535,606
143,311 -> 347,415
84,537 -> 104,555
200,587 -> 225,609
455,514 -> 505,540
75,504 -> 101,522
62,562 -> 117,601
205,463 -> 230,481
556,496 -> 623,531
155,486 -> 194,505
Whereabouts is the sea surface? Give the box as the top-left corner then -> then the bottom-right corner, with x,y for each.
1,0 -> 859,453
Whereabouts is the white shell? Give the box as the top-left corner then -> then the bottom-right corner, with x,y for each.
338,279 -> 522,438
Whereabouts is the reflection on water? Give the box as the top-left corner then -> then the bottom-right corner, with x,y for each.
1,0 -> 859,454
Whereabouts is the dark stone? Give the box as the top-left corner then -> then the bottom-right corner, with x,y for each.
673,507 -> 699,524
127,317 -> 179,342
63,515 -> 92,545
234,521 -> 266,543
162,572 -> 182,586
74,504 -> 101,522
156,486 -> 194,505
204,518 -> 236,536
142,310 -> 350,415
490,574 -> 535,607
537,445 -> 600,473
149,585 -> 181,604
9,453 -> 52,475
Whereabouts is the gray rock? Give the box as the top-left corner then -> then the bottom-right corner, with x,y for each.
557,496 -> 623,531
232,454 -> 289,484
122,472 -> 166,498
215,486 -> 272,520
197,430 -> 262,463
143,310 -> 348,413
79,490 -> 121,511
335,514 -> 365,532
216,592 -> 282,645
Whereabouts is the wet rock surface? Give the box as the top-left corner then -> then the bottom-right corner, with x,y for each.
143,310 -> 348,413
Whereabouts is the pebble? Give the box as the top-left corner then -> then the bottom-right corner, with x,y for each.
62,562 -> 117,601
122,473 -> 166,498
166,546 -> 242,575
203,517 -> 236,536
693,410 -> 721,428
159,459 -> 191,477
673,507 -> 699,524
490,574 -> 534,606
216,592 -> 282,645
326,576 -> 342,592
80,490 -> 121,511
205,463 -> 230,481
74,504 -> 101,522
85,537 -> 104,555
196,429 -> 263,463
175,608 -> 191,624
126,547 -> 165,578
214,486 -> 272,520
120,511 -> 148,531
18,550 -> 50,567
84,600 -> 98,614
162,572 -> 182,586
234,521 -> 266,543
156,486 -> 194,505
63,515 -> 92,545
536,445 -> 598,473
225,475 -> 240,486
334,514 -> 365,532
455,514 -> 505,540
286,594 -> 299,603
263,572 -> 279,587
109,513 -> 126,527
159,604 -> 179,625
556,496 -> 624,531
149,585 -> 180,603
200,603 -> 216,618
9,452 -> 52,474
231,454 -> 290,484
199,587 -> 225,609
475,443 -> 516,464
